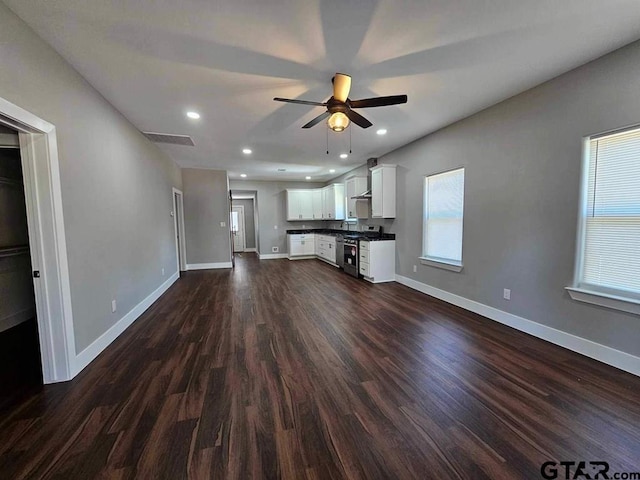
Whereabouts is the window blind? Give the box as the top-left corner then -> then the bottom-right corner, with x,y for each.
423,168 -> 465,263
582,128 -> 640,296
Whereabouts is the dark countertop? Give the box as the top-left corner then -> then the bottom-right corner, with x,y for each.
286,228 -> 395,241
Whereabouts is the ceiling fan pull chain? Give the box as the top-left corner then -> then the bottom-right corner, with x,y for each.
350,125 -> 352,154
326,126 -> 329,155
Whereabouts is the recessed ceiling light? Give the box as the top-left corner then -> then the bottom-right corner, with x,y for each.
277,168 -> 286,172
186,111 -> 200,119
242,148 -> 252,154
340,153 -> 348,159
240,173 -> 247,178
329,169 -> 336,173
376,128 -> 387,135
305,176 -> 311,180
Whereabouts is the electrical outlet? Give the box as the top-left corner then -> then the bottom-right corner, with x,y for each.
111,299 -> 117,313
503,288 -> 511,301
220,221 -> 226,227
272,246 -> 279,253
413,265 -> 417,273
274,225 -> 278,230
162,267 -> 165,276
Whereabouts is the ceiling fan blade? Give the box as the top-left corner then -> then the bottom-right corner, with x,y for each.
345,109 -> 372,129
349,95 -> 408,109
332,73 -> 352,103
302,111 -> 330,129
273,97 -> 327,107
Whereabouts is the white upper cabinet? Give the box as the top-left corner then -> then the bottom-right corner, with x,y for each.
286,189 -> 314,221
345,176 -> 368,219
286,184 -> 344,221
311,189 -> 323,220
322,183 -> 345,220
370,165 -> 396,218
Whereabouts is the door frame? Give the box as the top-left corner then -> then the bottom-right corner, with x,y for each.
172,187 -> 186,272
231,204 -> 246,252
0,96 -> 75,384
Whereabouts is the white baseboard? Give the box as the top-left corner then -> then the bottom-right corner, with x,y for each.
288,255 -> 315,261
243,248 -> 257,252
73,271 -> 180,376
395,274 -> 640,377
258,253 -> 288,260
0,307 -> 36,333
186,262 -> 232,270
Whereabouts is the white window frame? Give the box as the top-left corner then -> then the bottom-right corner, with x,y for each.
420,167 -> 465,272
566,126 -> 640,316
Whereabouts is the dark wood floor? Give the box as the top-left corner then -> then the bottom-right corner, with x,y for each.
1,253 -> 639,479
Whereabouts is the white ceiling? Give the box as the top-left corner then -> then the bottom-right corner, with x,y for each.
5,0 -> 640,181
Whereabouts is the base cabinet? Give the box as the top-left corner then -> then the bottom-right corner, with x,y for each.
287,234 -> 315,259
315,235 -> 336,264
358,240 -> 395,283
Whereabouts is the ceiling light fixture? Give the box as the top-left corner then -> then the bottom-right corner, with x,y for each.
305,176 -> 311,180
376,128 -> 387,135
240,174 -> 247,178
327,112 -> 350,132
186,111 -> 200,119
329,169 -> 336,173
340,153 -> 348,159
242,148 -> 252,154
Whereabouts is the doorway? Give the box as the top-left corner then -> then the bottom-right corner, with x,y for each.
0,96 -> 75,384
0,126 -> 42,409
172,188 -> 186,273
231,205 -> 245,253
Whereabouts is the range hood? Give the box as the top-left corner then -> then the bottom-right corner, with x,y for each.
351,189 -> 371,200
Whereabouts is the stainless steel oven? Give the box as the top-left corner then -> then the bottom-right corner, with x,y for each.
343,237 -> 359,277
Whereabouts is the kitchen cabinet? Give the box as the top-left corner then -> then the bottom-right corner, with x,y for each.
370,165 -> 396,218
322,183 -> 345,220
286,186 -> 344,221
286,189 -> 313,221
358,240 -> 395,283
287,234 -> 315,258
315,234 -> 337,264
345,176 -> 368,219
311,189 -> 323,220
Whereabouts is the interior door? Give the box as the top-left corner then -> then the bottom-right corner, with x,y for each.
231,205 -> 245,252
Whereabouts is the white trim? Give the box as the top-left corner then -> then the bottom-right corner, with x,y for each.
0,307 -> 36,333
74,272 -> 179,376
172,188 -> 187,271
0,96 -> 76,384
288,255 -> 316,260
244,248 -> 257,252
186,262 -> 233,270
258,253 -> 288,260
566,287 -> 640,316
419,257 -> 463,272
395,274 -> 640,377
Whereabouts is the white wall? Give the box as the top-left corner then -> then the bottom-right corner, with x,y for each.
0,3 -> 182,352
382,39 -> 640,358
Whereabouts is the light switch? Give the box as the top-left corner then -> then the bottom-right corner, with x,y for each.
220,221 -> 226,227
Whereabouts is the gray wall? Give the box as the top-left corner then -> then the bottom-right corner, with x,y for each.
233,198 -> 256,249
229,180 -> 325,255
183,168 -> 232,265
381,39 -> 640,357
0,3 -> 182,351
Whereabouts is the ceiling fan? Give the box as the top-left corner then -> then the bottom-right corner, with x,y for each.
273,73 -> 408,132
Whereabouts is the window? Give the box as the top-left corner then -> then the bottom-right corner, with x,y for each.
421,167 -> 465,271
567,126 -> 640,314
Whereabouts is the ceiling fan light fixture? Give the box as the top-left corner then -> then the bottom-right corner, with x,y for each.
327,112 -> 350,132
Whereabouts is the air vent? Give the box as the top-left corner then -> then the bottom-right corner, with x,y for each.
142,132 -> 195,146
